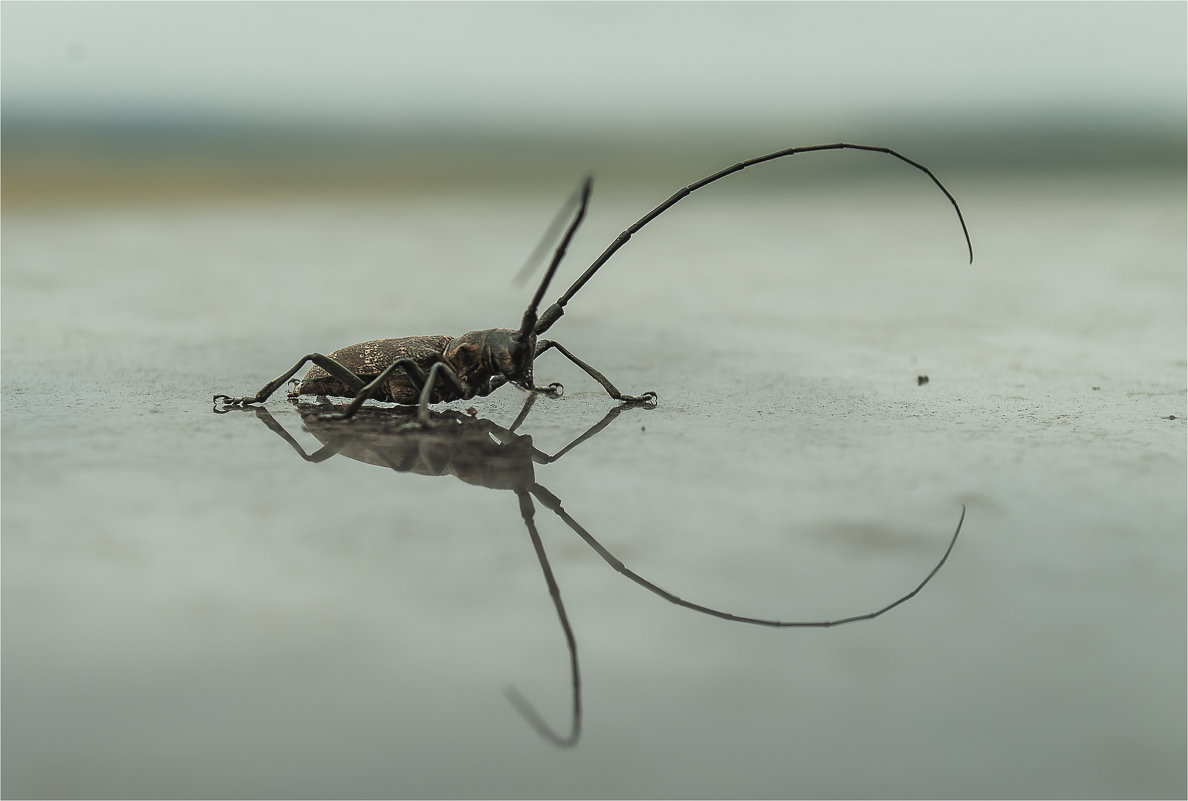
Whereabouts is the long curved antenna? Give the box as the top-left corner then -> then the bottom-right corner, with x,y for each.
532,486 -> 965,628
535,143 -> 974,335
515,176 -> 593,344
503,489 -> 581,747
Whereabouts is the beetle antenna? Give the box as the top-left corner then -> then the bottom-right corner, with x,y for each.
515,175 -> 592,345
513,181 -> 585,288
534,143 -> 974,336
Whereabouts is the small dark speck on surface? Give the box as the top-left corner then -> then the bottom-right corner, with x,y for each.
1165,415 -> 1178,420
917,375 -> 930,386
1092,386 -> 1102,391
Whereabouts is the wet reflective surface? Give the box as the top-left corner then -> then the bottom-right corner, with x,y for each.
224,397 -> 966,750
3,171 -> 1185,797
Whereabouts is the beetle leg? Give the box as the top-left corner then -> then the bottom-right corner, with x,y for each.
319,357 -> 430,420
214,353 -> 366,410
485,375 -> 563,397
319,359 -> 469,424
533,340 -> 657,405
415,362 -> 469,424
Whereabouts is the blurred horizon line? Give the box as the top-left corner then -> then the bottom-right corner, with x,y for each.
3,107 -> 1183,208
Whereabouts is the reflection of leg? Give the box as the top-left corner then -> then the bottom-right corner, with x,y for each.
538,403 -> 637,463
503,489 -> 581,748
222,405 -> 341,462
489,396 -> 652,463
507,391 -> 539,433
534,340 -> 656,404
214,353 -> 366,408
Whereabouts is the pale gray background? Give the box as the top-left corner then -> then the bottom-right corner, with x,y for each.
3,2 -> 1181,129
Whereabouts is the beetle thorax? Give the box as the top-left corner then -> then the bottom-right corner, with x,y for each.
444,328 -> 535,386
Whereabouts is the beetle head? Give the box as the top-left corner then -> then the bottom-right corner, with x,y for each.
444,177 -> 588,394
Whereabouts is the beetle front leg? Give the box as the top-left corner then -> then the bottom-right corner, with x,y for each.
534,340 -> 657,405
214,353 -> 367,410
484,375 -> 564,398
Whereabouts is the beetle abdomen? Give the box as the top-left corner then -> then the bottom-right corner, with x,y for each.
296,335 -> 453,404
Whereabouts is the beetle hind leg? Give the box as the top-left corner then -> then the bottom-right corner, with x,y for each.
214,353 -> 367,410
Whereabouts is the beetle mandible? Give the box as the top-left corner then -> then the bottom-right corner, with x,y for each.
213,143 -> 974,422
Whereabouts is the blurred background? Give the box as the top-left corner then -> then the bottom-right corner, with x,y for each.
3,1 -> 1184,206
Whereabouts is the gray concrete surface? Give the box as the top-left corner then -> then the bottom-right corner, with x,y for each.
3,168 -> 1184,797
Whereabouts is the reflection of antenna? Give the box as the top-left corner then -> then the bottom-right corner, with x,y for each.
504,492 -> 965,749
502,490 -> 581,747
535,489 -> 966,628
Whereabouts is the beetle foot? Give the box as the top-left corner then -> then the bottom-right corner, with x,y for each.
528,382 -> 564,397
213,394 -> 258,411
618,391 -> 658,407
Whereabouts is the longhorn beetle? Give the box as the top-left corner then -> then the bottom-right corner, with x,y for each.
213,143 -> 974,422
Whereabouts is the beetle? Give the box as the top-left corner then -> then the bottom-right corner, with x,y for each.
229,394 -> 966,746
213,143 -> 973,422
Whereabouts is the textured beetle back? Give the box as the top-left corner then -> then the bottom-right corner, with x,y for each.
296,335 -> 453,403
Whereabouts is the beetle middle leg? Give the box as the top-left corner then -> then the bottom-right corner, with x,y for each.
534,340 -> 657,405
413,362 -> 469,423
321,359 -> 469,424
214,353 -> 367,410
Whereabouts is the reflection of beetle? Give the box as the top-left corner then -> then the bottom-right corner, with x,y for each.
228,396 -> 964,747
245,394 -> 621,492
